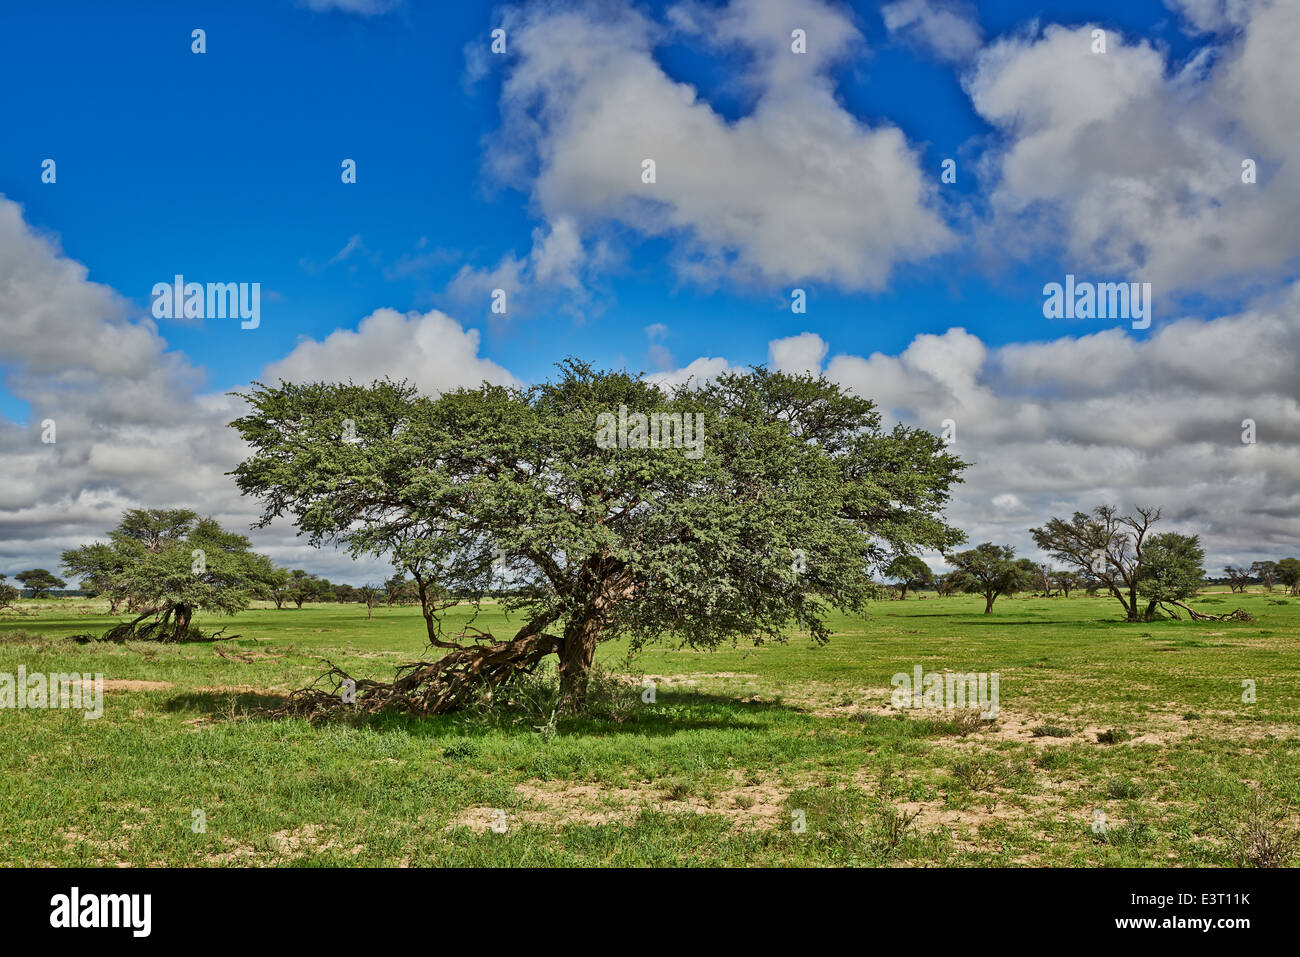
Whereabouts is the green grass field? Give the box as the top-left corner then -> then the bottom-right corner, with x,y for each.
2,588 -> 1297,866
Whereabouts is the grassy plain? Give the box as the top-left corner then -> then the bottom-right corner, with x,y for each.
1,587 -> 1296,866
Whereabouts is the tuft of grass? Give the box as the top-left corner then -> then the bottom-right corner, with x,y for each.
663,780 -> 694,802
1033,724 -> 1072,738
950,758 -> 1002,792
1096,809 -> 1157,848
1035,749 -> 1069,771
1096,729 -> 1132,745
1106,778 -> 1146,800
944,708 -> 994,737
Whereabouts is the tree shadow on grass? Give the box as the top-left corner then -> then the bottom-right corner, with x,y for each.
199,688 -> 810,740
954,618 -> 1126,628
163,690 -> 292,716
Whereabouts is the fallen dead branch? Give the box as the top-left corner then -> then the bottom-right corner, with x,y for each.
1161,601 -> 1254,622
266,617 -> 561,721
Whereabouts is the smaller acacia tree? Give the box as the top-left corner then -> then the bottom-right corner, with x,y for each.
260,566 -> 291,609
0,574 -> 20,611
62,509 -> 273,641
1223,566 -> 1252,594
1031,505 -> 1163,622
1250,561 -> 1277,593
884,555 -> 932,600
1054,570 -> 1081,597
1278,558 -> 1300,596
1138,533 -> 1207,619
15,569 -> 66,599
944,544 -> 1037,614
284,569 -> 324,609
358,585 -> 380,620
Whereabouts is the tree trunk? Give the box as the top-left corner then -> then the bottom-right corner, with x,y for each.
173,603 -> 193,641
557,615 -> 601,713
984,592 -> 995,614
1143,600 -> 1159,622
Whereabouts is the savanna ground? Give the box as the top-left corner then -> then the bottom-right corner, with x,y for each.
1,588 -> 1297,867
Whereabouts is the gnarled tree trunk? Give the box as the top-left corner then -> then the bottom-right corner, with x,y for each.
557,615 -> 601,714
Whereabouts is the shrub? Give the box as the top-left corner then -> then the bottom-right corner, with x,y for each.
1205,785 -> 1300,868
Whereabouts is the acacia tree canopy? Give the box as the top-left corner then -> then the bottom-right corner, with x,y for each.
230,360 -> 968,713
59,542 -> 128,610
1138,532 -> 1206,617
1249,560 -> 1277,592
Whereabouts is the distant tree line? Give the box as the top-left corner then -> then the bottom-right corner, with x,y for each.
8,502 -> 1292,640
1219,560 -> 1300,595
884,504 -> 1291,621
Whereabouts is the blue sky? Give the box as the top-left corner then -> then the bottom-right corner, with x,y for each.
2,0 -> 1297,581
0,0 -> 1221,407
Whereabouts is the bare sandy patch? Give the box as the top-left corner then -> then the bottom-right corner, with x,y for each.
634,672 -> 760,688
194,684 -> 286,695
205,823 -> 364,863
447,775 -> 789,834
76,679 -> 174,692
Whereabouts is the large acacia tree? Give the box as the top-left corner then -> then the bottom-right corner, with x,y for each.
230,361 -> 967,714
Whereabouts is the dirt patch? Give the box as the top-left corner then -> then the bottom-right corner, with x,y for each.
634,672 -> 760,688
205,823 -> 364,863
79,679 -> 174,692
448,775 -> 788,834
782,680 -> 1297,748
